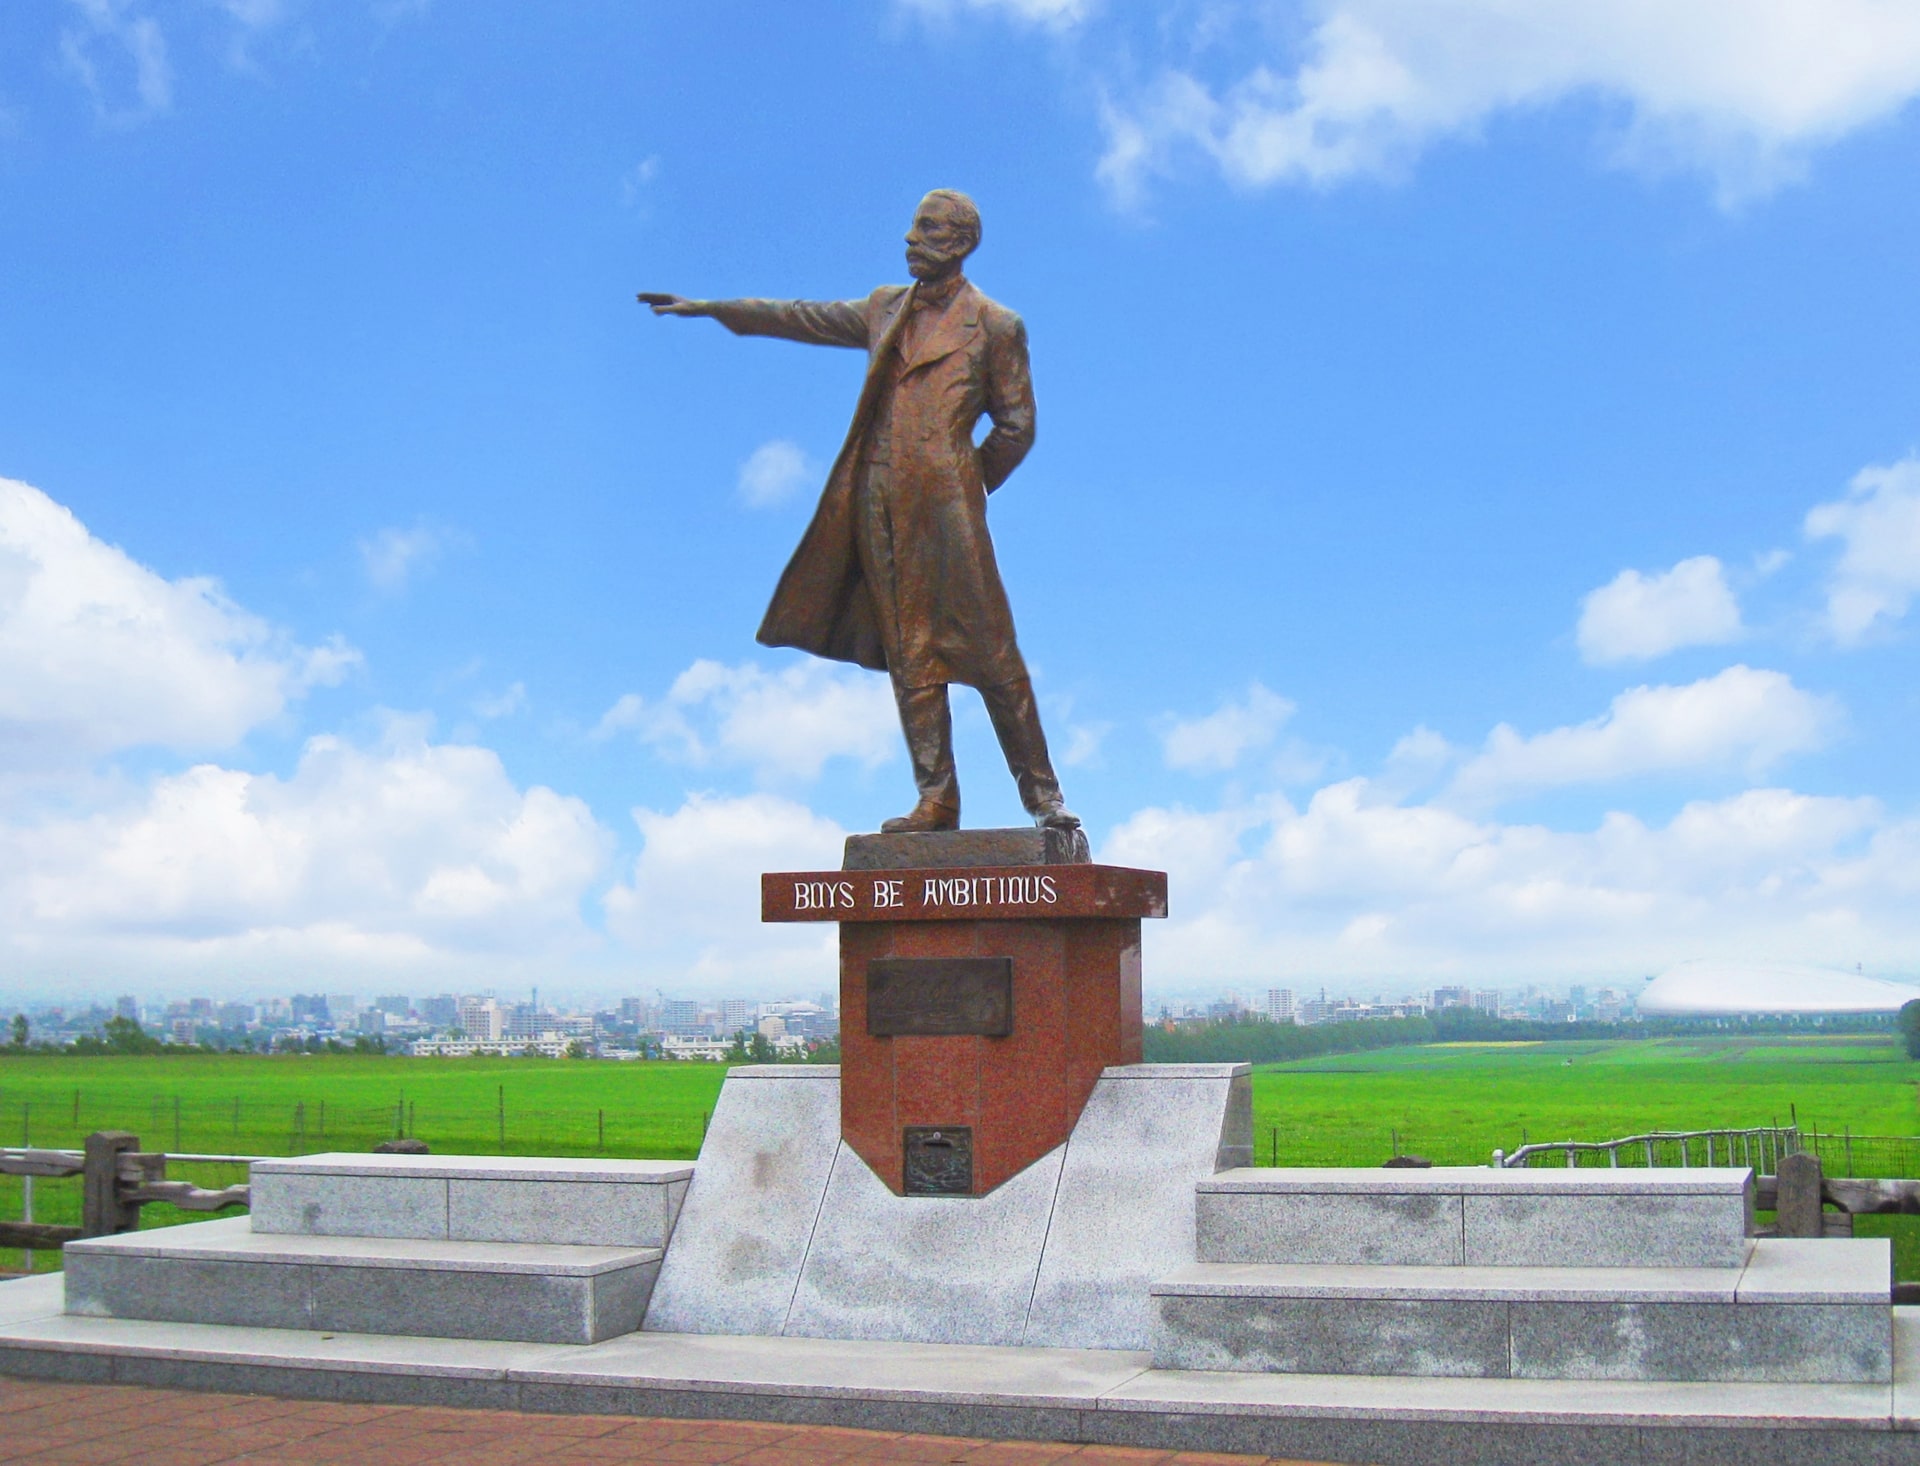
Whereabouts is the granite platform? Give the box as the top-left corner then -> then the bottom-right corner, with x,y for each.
4,1273 -> 1919,1465
1152,1241 -> 1894,1382
249,1153 -> 693,1247
61,1215 -> 662,1345
643,1061 -> 1250,1350
1197,1166 -> 1755,1269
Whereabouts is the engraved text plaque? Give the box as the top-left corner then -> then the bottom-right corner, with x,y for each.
867,957 -> 1013,1037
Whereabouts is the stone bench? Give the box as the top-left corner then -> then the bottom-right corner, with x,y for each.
1197,1166 -> 1754,1268
249,1153 -> 693,1248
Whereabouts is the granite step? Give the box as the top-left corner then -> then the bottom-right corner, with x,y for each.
62,1215 -> 660,1345
1198,1166 -> 1754,1269
248,1152 -> 693,1247
1152,1239 -> 1893,1384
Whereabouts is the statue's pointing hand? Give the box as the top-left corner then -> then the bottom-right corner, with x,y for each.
636,292 -> 709,317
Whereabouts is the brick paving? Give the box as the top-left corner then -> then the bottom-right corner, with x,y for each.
0,1379 -> 1340,1465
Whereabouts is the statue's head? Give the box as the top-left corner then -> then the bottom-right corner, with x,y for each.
905,190 -> 980,282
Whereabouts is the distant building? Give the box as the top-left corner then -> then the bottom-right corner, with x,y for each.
411,1036 -> 575,1059
661,1035 -> 730,1061
357,1009 -> 387,1036
1472,990 -> 1502,1017
292,994 -> 330,1025
374,995 -> 411,1018
720,999 -> 756,1034
503,1011 -> 591,1042
419,995 -> 458,1028
659,999 -> 704,1037
1432,985 -> 1471,1009
114,995 -> 138,1021
1266,988 -> 1295,1024
326,994 -> 358,1023
216,1002 -> 254,1029
457,997 -> 504,1041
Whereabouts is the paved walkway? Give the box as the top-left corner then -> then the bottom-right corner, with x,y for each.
0,1380 -> 1339,1465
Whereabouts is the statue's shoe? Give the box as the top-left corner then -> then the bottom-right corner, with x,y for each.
880,801 -> 960,834
1032,799 -> 1081,831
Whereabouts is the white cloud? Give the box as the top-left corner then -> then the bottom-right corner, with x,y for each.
1059,720 -> 1110,768
0,721 -> 610,974
473,682 -> 526,720
603,792 -> 842,989
737,440 -> 815,508
1445,665 -> 1838,809
1163,682 -> 1295,772
1115,778 -> 1913,986
358,522 -> 452,592
1577,555 -> 1744,664
901,0 -> 1094,28
60,0 -> 172,125
621,155 -> 660,207
1096,0 -> 1920,208
593,658 -> 897,783
0,477 -> 355,767
1804,455 -> 1920,644
209,0 -> 289,72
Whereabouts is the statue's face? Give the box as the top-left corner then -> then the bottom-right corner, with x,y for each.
905,197 -> 973,281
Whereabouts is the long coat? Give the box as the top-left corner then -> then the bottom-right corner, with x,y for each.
708,279 -> 1037,690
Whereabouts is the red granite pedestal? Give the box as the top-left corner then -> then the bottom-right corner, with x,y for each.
763,847 -> 1167,1197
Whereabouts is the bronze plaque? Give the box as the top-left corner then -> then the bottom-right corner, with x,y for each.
867,957 -> 1012,1037
903,1126 -> 973,1195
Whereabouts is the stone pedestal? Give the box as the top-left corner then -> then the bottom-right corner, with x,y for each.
641,1063 -> 1251,1349
762,830 -> 1166,1197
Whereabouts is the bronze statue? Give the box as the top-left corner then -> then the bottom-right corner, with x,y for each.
639,190 -> 1078,835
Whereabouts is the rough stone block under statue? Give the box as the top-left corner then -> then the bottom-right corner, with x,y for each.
762,829 -> 1165,1197
641,1062 -> 1251,1350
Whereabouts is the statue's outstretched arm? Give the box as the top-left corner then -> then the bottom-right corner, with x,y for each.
637,293 -> 868,349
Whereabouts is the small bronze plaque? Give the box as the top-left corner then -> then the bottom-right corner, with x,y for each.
867,957 -> 1012,1037
903,1126 -> 973,1195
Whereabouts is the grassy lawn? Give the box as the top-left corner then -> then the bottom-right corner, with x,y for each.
5,1035 -> 1918,1276
1247,1034 -> 1920,1167
0,1054 -> 731,1270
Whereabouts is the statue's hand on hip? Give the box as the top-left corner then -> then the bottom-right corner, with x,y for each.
636,292 -> 710,317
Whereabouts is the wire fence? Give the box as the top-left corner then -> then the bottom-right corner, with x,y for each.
0,1092 -> 709,1166
1795,1131 -> 1920,1180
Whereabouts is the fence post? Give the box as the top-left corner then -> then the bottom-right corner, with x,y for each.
1776,1151 -> 1824,1238
82,1131 -> 142,1238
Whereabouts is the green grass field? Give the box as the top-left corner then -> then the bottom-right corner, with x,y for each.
5,1035 -> 1918,1276
1246,1034 -> 1920,1167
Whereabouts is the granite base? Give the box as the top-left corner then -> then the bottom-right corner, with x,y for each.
643,1062 -> 1249,1350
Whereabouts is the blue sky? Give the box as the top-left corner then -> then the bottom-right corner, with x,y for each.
2,0 -> 1919,1006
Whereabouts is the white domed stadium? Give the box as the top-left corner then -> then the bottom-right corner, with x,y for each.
1639,959 -> 1920,1016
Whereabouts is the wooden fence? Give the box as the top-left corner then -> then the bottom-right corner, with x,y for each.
1494,1126 -> 1799,1171
1,1131 -> 254,1258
